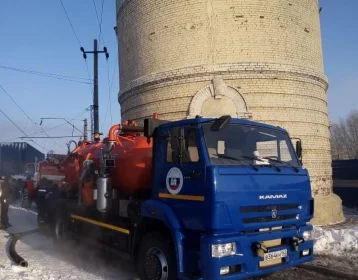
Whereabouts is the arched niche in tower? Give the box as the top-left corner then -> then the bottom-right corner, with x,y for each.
188,77 -> 251,119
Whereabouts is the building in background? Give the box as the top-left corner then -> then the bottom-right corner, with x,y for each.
0,142 -> 45,177
115,0 -> 343,225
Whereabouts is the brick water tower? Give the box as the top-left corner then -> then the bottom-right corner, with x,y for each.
115,0 -> 343,225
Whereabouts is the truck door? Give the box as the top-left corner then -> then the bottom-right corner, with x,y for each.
157,125 -> 207,231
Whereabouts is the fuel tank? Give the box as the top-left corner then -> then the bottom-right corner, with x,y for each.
60,130 -> 153,198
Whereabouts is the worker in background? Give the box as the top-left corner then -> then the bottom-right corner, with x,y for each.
36,177 -> 50,223
0,175 -> 12,229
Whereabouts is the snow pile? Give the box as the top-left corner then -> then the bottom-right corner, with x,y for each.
312,208 -> 358,258
313,225 -> 358,258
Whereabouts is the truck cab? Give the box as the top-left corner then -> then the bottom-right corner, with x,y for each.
39,115 -> 314,280
136,115 -> 314,279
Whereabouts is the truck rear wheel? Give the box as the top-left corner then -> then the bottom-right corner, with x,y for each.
53,213 -> 68,244
137,232 -> 177,280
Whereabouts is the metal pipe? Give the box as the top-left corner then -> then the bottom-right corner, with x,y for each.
67,140 -> 78,154
108,124 -> 120,142
78,160 -> 93,205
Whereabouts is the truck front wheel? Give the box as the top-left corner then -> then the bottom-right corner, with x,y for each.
137,232 -> 177,280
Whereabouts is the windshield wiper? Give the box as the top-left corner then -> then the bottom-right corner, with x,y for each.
240,155 -> 281,172
262,157 -> 299,173
214,154 -> 259,171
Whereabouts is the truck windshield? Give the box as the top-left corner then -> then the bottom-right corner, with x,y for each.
202,123 -> 300,168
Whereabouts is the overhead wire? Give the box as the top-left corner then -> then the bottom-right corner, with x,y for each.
59,0 -> 82,47
3,107 -> 90,142
92,0 -> 115,130
102,61 -> 113,129
21,136 -> 84,139
0,85 -> 64,149
92,0 -> 105,46
0,65 -> 91,83
59,0 -> 95,136
0,107 -> 49,152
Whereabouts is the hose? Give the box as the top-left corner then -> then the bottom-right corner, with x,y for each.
4,228 -> 39,267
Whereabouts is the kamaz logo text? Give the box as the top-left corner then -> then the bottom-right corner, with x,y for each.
259,194 -> 287,200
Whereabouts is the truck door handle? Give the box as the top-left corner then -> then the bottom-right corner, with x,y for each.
186,171 -> 201,180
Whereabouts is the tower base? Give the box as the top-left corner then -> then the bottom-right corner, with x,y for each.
311,194 -> 344,226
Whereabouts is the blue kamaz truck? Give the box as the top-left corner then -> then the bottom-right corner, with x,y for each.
37,115 -> 314,279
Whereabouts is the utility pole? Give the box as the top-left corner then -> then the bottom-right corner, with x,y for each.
80,40 -> 109,142
84,118 -> 88,141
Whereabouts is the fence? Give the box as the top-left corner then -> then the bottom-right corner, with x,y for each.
332,159 -> 358,180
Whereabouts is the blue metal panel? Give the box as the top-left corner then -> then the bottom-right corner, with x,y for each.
198,225 -> 313,280
158,117 -> 286,134
141,199 -> 185,273
141,200 -> 183,230
332,159 -> 358,180
208,166 -> 312,233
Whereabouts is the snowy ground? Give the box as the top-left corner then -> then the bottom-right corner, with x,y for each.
313,207 -> 358,259
0,205 -> 134,280
1,203 -> 357,280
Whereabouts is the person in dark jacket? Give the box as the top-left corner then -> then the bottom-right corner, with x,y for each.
0,175 -> 12,229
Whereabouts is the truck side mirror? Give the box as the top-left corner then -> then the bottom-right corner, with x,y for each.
296,140 -> 302,159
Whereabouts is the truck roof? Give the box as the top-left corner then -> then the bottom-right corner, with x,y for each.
158,117 -> 287,133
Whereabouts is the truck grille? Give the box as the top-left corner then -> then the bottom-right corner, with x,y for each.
243,214 -> 297,224
240,204 -> 299,213
240,204 -> 299,225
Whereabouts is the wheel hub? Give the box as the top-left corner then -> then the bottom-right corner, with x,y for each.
144,248 -> 168,280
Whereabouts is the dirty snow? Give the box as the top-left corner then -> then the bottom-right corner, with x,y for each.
0,205 -> 135,280
1,203 -> 357,279
312,207 -> 358,259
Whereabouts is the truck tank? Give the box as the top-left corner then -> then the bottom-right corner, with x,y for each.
60,120 -> 154,201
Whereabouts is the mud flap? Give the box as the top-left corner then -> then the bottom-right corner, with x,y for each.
4,228 -> 39,267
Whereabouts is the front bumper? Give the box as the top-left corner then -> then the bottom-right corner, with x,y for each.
190,225 -> 313,280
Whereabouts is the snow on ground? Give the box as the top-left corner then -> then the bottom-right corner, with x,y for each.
2,203 -> 358,279
0,205 -> 135,280
312,207 -> 358,259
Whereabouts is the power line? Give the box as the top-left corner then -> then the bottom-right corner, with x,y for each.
59,0 -> 96,134
0,65 -> 92,85
0,85 -> 64,149
103,61 -> 113,128
21,136 -> 83,139
110,52 -> 118,90
0,107 -> 49,152
0,85 -> 33,121
99,0 -> 105,40
40,118 -> 84,135
92,0 -> 105,46
2,107 -> 90,142
59,0 -> 82,47
0,65 -> 91,81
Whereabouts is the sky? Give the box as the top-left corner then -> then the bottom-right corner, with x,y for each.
0,0 -> 357,155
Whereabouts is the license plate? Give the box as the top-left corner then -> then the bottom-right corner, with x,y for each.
263,249 -> 287,261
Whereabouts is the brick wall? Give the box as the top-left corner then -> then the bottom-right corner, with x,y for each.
116,0 -> 332,196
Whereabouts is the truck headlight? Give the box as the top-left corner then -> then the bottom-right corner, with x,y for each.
302,230 -> 313,241
211,242 -> 236,258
